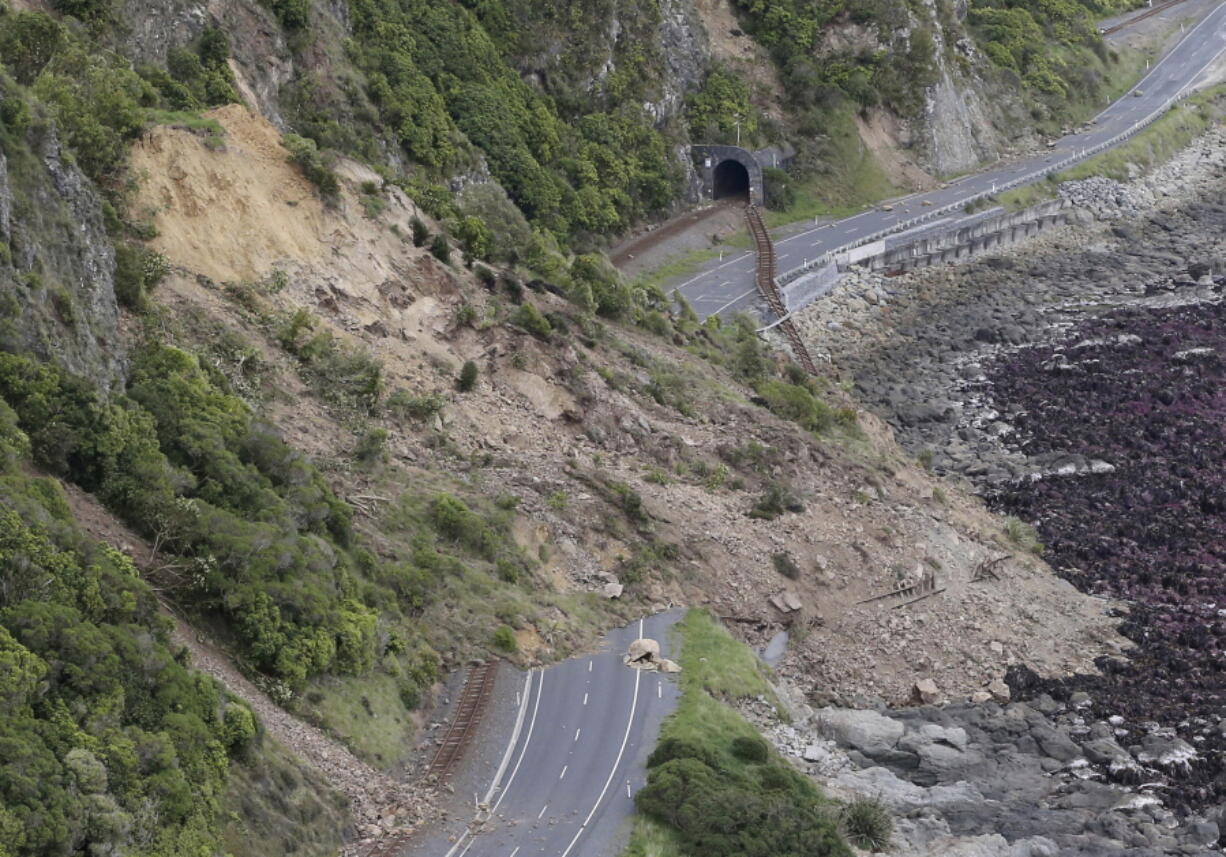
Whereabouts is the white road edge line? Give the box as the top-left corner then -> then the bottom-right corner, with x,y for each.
444,671 -> 537,857
482,671 -> 534,805
560,765 -> 568,780
491,670 -> 544,814
711,287 -> 757,316
559,618 -> 646,857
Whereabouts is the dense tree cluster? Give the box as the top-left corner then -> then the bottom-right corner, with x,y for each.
0,402 -> 256,857
346,0 -> 680,245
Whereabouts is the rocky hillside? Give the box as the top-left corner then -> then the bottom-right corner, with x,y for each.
0,0 -> 1157,855
0,96 -> 1135,857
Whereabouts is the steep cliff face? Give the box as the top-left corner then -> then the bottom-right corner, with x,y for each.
0,125 -> 123,389
655,0 -> 711,125
913,0 -> 1033,175
119,0 -> 294,126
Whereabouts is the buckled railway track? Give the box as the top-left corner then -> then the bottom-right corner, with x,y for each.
745,205 -> 818,374
427,659 -> 499,781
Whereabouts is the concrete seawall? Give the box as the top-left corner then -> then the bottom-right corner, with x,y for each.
781,199 -> 1072,312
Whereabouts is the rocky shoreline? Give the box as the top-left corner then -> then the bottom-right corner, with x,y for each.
781,124 -> 1226,851
748,679 -> 1221,856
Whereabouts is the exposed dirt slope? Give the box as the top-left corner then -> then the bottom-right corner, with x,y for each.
124,106 -> 1135,713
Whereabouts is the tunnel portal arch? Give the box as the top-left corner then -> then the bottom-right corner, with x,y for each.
691,144 -> 765,207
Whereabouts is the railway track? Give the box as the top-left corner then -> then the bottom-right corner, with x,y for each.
353,661 -> 499,857
427,659 -> 500,781
1101,0 -> 1189,36
745,205 -> 819,374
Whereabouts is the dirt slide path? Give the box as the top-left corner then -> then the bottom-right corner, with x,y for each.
59,480 -> 432,855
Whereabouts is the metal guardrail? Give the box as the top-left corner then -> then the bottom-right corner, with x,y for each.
774,79 -> 1206,293
745,205 -> 818,373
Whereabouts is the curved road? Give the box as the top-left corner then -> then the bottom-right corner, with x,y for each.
673,2 -> 1226,320
435,611 -> 681,857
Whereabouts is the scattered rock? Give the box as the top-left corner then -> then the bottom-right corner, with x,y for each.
912,678 -> 941,704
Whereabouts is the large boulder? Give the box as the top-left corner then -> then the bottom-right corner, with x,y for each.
625,638 -> 660,663
817,708 -> 906,759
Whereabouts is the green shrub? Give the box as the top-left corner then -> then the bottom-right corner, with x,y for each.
386,390 -> 445,422
457,360 -> 478,392
410,216 -> 430,247
841,798 -> 892,852
430,234 -> 452,265
113,243 -> 169,310
266,0 -> 309,30
283,134 -> 339,200
509,302 -> 553,340
749,481 -> 802,520
474,264 -> 496,287
0,349 -> 388,687
0,414 -> 269,857
0,10 -> 64,85
492,624 -> 517,653
354,427 -> 388,463
277,313 -> 383,412
757,380 -> 837,434
730,734 -> 770,763
31,40 -> 149,182
771,551 -> 800,580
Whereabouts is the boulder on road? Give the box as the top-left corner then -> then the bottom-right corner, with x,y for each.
626,638 -> 660,664
623,638 -> 681,673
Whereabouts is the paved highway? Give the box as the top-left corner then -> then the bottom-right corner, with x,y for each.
437,611 -> 681,857
672,2 -> 1226,320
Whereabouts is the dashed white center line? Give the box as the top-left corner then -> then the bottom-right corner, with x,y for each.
588,660 -> 593,672
559,765 -> 568,780
510,848 -> 520,857
538,804 -> 548,819
626,782 -> 632,798
583,692 -> 589,706
574,728 -> 582,742
657,682 -> 662,699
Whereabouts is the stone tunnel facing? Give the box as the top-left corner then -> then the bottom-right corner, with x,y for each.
712,158 -> 750,200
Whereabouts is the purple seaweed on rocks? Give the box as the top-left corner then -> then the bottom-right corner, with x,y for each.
986,301 -> 1226,813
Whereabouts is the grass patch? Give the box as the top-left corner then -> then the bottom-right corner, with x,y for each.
623,816 -> 686,857
641,246 -> 726,291
762,108 -> 900,230
674,608 -> 775,702
296,671 -> 417,768
998,178 -> 1059,210
1058,89 -> 1223,182
222,739 -> 347,857
1003,515 -> 1045,555
626,609 -> 850,857
145,108 -> 225,134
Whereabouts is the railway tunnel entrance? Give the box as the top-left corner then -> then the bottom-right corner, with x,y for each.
713,158 -> 750,200
690,144 -> 766,207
